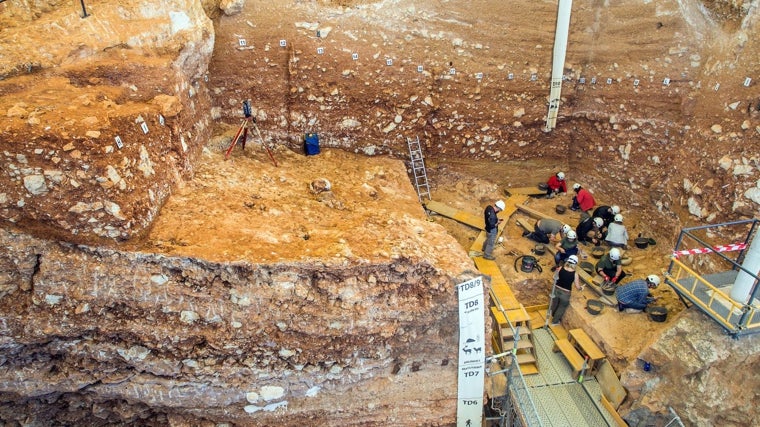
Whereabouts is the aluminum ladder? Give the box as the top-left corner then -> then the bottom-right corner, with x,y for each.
406,136 -> 431,203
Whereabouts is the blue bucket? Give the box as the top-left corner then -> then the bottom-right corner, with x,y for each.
304,133 -> 320,156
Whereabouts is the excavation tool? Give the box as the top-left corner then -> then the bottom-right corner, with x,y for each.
224,100 -> 278,166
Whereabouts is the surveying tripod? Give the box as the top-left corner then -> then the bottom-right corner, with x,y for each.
224,100 -> 278,166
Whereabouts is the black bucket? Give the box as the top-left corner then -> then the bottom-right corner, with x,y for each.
521,256 -> 537,272
514,255 -> 541,273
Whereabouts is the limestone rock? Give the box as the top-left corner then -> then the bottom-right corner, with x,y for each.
23,175 -> 47,195
220,0 -> 245,16
151,94 -> 183,118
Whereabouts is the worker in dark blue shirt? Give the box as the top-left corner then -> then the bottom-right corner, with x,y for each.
617,275 -> 661,313
482,200 -> 505,260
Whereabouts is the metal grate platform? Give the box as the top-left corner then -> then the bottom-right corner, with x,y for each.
526,328 -> 618,426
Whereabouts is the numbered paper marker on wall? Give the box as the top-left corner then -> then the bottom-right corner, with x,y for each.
744,77 -> 752,87
663,78 -> 671,86
449,68 -> 456,75
352,53 -> 358,61
475,72 -> 483,80
591,77 -> 597,85
115,136 -> 124,149
508,73 -> 514,80
579,77 -> 586,84
417,65 -> 423,73
633,79 -> 640,87
140,122 -> 149,134
238,39 -> 246,47
159,115 -> 165,126
279,39 -> 287,47
317,47 -> 324,55
530,74 -> 537,81
606,78 -> 613,85
386,58 -> 393,66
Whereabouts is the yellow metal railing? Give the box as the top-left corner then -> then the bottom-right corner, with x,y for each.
668,257 -> 760,333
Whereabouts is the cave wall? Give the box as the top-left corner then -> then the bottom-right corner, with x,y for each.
207,0 -> 758,232
0,227 -> 464,425
0,0 -> 216,244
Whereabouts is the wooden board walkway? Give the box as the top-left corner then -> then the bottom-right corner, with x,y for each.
424,200 -> 485,230
505,186 -> 546,196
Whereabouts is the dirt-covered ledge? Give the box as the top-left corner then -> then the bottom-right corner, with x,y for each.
0,220 -> 475,424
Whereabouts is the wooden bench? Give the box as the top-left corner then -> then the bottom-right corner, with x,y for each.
553,338 -> 585,378
568,328 -> 606,374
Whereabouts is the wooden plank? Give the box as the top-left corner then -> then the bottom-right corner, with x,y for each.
553,338 -> 584,376
601,394 -> 629,427
490,305 -> 532,326
516,203 -> 565,223
596,359 -> 627,409
519,362 -> 539,376
569,329 -> 605,361
515,352 -> 537,365
424,200 -> 484,229
549,323 -> 568,340
505,186 -> 545,196
576,267 -> 617,306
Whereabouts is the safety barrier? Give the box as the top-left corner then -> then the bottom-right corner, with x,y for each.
666,219 -> 760,337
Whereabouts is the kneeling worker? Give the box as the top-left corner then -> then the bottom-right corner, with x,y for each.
617,275 -> 661,313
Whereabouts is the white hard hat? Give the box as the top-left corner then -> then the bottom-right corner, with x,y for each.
495,200 -> 506,211
609,248 -> 621,260
557,172 -> 565,180
567,255 -> 579,265
611,205 -> 620,215
647,275 -> 661,286
614,214 -> 623,222
593,217 -> 604,228
566,230 -> 577,240
562,224 -> 572,234
573,183 -> 581,190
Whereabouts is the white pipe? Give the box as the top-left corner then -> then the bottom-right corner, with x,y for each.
545,0 -> 573,131
730,231 -> 760,304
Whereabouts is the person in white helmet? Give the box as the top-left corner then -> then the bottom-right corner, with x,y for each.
481,200 -> 505,260
523,218 -> 568,244
595,247 -> 626,284
605,214 -> 629,249
552,229 -> 579,271
616,275 -> 661,313
569,183 -> 596,219
592,205 -> 620,228
576,216 -> 605,245
549,254 -> 583,324
545,171 -> 567,198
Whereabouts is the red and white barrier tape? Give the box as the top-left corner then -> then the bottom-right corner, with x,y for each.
672,243 -> 746,258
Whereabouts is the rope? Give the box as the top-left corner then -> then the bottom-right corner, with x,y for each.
672,242 -> 746,258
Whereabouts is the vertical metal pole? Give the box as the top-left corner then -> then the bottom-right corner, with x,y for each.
80,0 -> 89,18
545,0 -> 573,131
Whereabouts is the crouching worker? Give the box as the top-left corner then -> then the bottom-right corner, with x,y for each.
617,275 -> 661,313
546,171 -> 567,198
595,247 -> 626,284
523,219 -> 569,244
552,230 -> 578,271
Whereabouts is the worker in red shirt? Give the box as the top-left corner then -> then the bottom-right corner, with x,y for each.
545,171 -> 567,198
570,183 -> 595,218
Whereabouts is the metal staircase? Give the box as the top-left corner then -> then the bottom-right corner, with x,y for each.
406,136 -> 431,203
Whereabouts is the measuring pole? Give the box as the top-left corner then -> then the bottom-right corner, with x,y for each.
545,0 -> 573,131
79,0 -> 89,18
